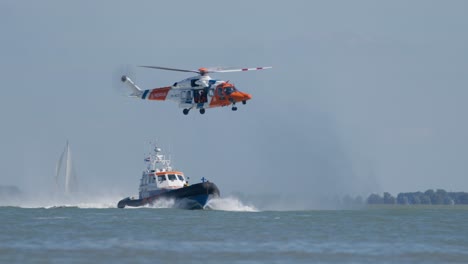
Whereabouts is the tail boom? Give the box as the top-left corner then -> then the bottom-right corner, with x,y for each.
121,75 -> 171,100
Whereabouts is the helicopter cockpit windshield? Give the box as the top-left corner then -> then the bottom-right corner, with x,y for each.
225,86 -> 236,95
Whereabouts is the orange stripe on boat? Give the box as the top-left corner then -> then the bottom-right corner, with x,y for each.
156,171 -> 184,175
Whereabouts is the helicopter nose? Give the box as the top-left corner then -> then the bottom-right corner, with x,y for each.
232,92 -> 251,102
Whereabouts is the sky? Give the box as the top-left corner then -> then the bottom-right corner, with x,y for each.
1,1 -> 468,208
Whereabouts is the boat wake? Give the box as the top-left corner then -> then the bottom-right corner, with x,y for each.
2,193 -> 258,211
204,196 -> 258,212
45,200 -> 118,209
0,193 -> 123,209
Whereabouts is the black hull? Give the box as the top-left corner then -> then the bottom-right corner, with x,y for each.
117,182 -> 220,209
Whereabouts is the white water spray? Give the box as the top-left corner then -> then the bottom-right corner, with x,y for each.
146,198 -> 176,209
204,196 -> 258,212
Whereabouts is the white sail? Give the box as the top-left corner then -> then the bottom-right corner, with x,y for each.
56,141 -> 78,195
65,143 -> 72,194
55,142 -> 67,189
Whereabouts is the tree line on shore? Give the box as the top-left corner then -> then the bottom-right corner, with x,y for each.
367,189 -> 468,205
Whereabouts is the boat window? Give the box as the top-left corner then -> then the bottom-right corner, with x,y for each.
158,175 -> 166,182
177,175 -> 184,181
168,174 -> 177,181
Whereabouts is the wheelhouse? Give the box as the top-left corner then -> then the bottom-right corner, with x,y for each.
138,144 -> 189,199
155,171 -> 186,188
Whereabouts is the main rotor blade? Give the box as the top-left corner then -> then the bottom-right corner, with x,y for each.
208,66 -> 272,73
139,66 -> 200,74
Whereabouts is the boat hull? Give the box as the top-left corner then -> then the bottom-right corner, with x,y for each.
117,182 -> 220,209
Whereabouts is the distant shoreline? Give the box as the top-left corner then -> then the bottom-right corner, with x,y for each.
366,189 -> 468,205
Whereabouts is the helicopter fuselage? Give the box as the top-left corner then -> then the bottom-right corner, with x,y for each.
123,75 -> 252,114
121,65 -> 270,115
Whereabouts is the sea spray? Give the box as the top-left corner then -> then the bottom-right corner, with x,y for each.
6,191 -> 124,209
204,196 -> 258,212
146,198 -> 176,209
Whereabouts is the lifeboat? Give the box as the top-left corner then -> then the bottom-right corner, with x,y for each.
117,144 -> 219,209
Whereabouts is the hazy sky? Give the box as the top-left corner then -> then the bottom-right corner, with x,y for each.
1,1 -> 468,207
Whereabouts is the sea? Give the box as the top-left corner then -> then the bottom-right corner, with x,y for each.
1,197 -> 468,264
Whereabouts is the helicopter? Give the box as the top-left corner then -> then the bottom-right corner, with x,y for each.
121,65 -> 271,115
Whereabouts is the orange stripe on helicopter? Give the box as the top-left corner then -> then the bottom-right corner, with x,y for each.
147,87 -> 171,100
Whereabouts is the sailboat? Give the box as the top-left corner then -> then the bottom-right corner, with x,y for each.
55,141 -> 78,194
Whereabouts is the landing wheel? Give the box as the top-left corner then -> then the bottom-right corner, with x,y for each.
199,108 -> 205,114
242,100 -> 247,105
232,106 -> 238,111
183,109 -> 190,115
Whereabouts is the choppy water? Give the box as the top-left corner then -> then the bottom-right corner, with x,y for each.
1,200 -> 468,264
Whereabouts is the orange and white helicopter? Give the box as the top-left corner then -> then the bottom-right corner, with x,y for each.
121,65 -> 271,115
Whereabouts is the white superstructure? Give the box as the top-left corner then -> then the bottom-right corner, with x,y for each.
138,144 -> 187,199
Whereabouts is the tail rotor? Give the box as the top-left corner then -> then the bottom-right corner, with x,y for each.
112,64 -> 137,97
